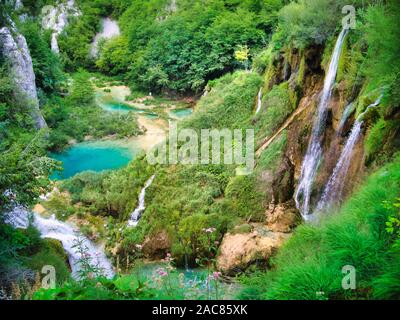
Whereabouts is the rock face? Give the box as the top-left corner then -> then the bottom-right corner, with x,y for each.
142,230 -> 171,258
265,201 -> 302,233
217,224 -> 291,274
0,23 -> 47,130
42,0 -> 80,53
217,201 -> 301,274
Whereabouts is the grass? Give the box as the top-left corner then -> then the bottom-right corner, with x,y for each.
239,155 -> 400,300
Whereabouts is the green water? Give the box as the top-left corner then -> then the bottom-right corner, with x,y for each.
51,141 -> 138,180
133,263 -> 239,299
171,108 -> 193,118
101,101 -> 146,113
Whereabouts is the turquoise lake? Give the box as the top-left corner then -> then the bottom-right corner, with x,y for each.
171,108 -> 193,118
100,101 -> 145,113
51,141 -> 138,180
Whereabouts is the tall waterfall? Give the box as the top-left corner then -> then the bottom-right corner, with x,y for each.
90,18 -> 120,58
4,205 -> 114,279
255,88 -> 262,114
294,28 -> 347,218
128,175 -> 156,227
0,22 -> 47,130
317,95 -> 383,212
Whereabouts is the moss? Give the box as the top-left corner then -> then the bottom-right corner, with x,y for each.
231,224 -> 253,235
257,131 -> 288,172
225,174 -> 266,222
24,239 -> 71,285
365,118 -> 398,164
336,36 -> 349,83
255,82 -> 294,144
296,52 -> 306,87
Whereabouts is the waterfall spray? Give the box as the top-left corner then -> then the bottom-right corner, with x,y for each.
4,204 -> 114,279
295,28 -> 348,219
255,88 -> 262,114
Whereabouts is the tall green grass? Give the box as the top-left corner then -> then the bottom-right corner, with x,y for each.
239,156 -> 400,300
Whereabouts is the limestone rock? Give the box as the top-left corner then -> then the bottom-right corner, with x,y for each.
142,230 -> 171,258
0,23 -> 47,129
265,202 -> 302,233
217,224 -> 290,274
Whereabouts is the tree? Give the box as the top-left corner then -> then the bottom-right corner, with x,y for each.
235,45 -> 250,70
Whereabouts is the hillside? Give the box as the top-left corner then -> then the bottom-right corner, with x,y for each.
0,0 -> 399,301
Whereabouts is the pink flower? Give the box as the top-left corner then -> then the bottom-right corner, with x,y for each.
204,227 -> 216,234
156,268 -> 168,277
212,271 -> 222,280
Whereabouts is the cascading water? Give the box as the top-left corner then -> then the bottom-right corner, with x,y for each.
0,20 -> 47,129
256,88 -> 263,114
294,28 -> 348,219
90,18 -> 120,58
128,175 -> 156,227
4,204 -> 114,279
316,95 -> 383,212
255,88 -> 262,114
338,102 -> 355,133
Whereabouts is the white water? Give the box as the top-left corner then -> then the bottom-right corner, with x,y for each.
294,28 -> 347,219
316,95 -> 383,212
255,88 -> 262,114
90,18 -> 120,57
4,205 -> 114,279
338,102 -> 355,132
128,175 -> 156,227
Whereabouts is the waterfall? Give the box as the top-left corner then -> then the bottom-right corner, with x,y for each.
294,28 -> 347,219
128,175 -> 156,227
338,102 -> 355,133
90,18 -> 120,58
316,95 -> 383,212
42,0 -> 80,53
4,205 -> 114,279
0,22 -> 47,130
255,88 -> 262,114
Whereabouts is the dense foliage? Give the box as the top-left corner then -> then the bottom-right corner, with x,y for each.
1,0 -> 399,301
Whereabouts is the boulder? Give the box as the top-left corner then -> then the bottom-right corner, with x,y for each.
142,230 -> 171,258
265,201 -> 302,233
217,224 -> 290,274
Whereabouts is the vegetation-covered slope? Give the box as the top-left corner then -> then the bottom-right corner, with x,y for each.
1,0 -> 399,300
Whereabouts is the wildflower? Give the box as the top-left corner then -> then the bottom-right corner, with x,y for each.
212,271 -> 222,280
204,227 -> 216,233
156,268 -> 168,277
135,244 -> 143,250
